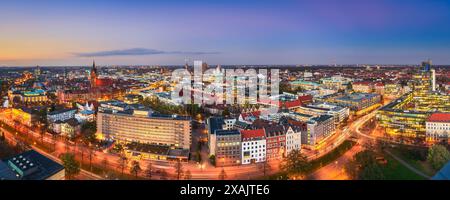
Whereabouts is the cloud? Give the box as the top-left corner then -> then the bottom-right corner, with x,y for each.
73,48 -> 220,57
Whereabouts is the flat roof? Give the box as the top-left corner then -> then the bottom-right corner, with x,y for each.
2,150 -> 64,180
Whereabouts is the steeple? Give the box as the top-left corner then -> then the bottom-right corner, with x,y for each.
90,60 -> 98,88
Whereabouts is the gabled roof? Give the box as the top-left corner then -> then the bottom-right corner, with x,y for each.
240,129 -> 265,140
265,125 -> 286,137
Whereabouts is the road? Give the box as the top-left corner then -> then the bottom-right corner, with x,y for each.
306,106 -> 382,180
1,126 -> 102,180
0,105 -> 380,180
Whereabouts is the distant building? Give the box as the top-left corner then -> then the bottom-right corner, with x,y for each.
0,150 -> 65,180
8,89 -> 48,103
352,81 -> 373,93
333,93 -> 381,112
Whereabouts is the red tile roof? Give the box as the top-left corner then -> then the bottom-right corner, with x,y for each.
427,113 -> 450,123
240,129 -> 265,140
374,82 -> 384,87
282,99 -> 302,109
353,81 -> 372,85
241,111 -> 261,120
298,95 -> 313,102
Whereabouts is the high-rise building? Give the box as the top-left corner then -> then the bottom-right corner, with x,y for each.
377,61 -> 450,144
97,101 -> 192,149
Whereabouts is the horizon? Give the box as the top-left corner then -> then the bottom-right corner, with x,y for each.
2,0 -> 450,66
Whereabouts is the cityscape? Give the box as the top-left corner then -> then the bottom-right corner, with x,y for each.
1,1 -> 450,182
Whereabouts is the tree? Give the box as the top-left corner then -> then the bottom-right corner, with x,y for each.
218,168 -> 227,180
61,153 -> 80,180
87,145 -> 96,171
144,162 -> 153,180
101,157 -> 109,171
258,159 -> 272,176
118,154 -> 128,176
39,124 -> 48,144
427,144 -> 450,170
130,160 -> 142,178
345,150 -> 384,180
160,169 -> 168,180
280,149 -> 311,179
0,131 -> 5,142
174,159 -> 184,180
184,170 -> 192,180
81,122 -> 97,144
209,155 -> 216,166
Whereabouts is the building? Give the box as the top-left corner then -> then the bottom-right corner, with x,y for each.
8,89 -> 48,103
352,81 -> 373,93
320,75 -> 351,90
124,94 -> 143,104
213,130 -> 242,167
333,93 -> 381,114
374,82 -> 385,95
124,142 -> 190,162
47,108 -> 76,123
11,107 -> 38,127
207,116 -> 225,155
0,150 -> 65,180
290,80 -> 320,90
306,115 -> 335,146
295,103 -> 349,124
90,60 -> 98,88
285,125 -> 302,155
377,61 -> 450,144
265,125 -> 286,161
241,129 -> 266,165
97,101 -> 192,149
426,113 -> 450,143
60,118 -> 81,138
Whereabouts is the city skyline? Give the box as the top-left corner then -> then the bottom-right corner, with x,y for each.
2,0 -> 450,66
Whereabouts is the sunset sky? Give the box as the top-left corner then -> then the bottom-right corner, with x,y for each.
1,0 -> 450,66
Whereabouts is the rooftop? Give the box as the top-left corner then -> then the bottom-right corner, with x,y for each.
240,129 -> 265,140
1,150 -> 64,180
427,113 -> 450,123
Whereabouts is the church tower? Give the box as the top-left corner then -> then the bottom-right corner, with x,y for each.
90,60 -> 98,88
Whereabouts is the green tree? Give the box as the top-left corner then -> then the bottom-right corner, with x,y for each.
130,160 -> 142,178
61,153 -> 80,180
81,122 -> 97,144
280,149 -> 311,178
346,150 -> 385,180
427,144 -> 450,170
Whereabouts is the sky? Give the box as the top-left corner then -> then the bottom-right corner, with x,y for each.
1,0 -> 450,66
